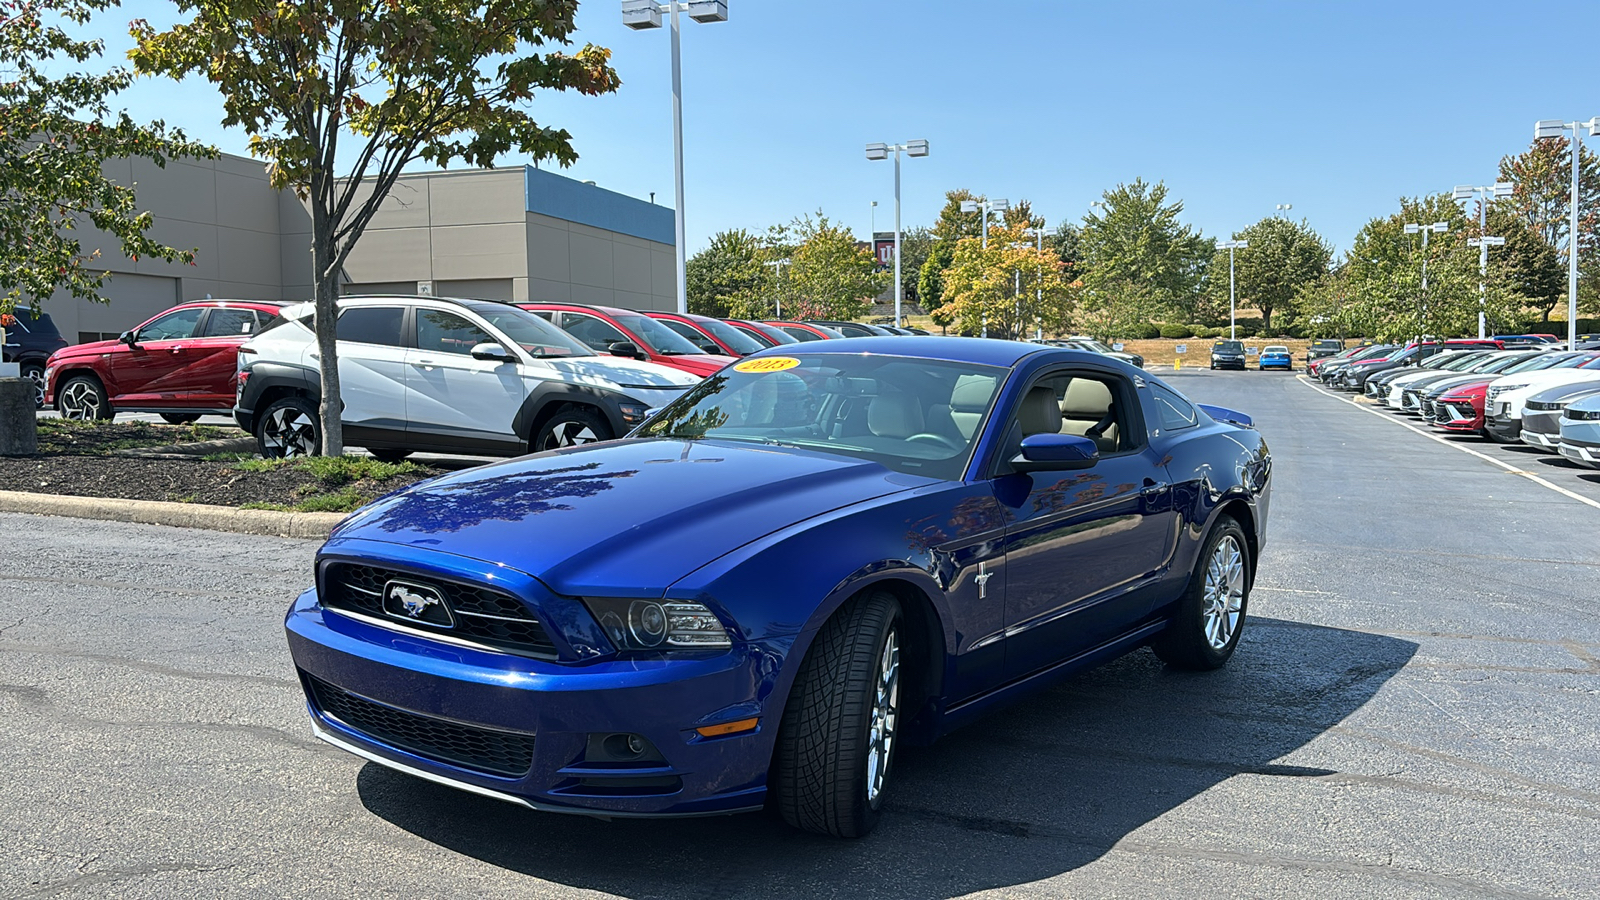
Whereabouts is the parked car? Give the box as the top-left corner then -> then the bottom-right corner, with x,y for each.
1519,383 -> 1600,449
44,300 -> 290,422
1410,352 -> 1566,420
1306,345 -> 1367,379
1316,344 -> 1399,384
1336,340 -> 1503,392
518,303 -> 736,378
1060,338 -> 1145,369
1427,381 -> 1491,434
1,309 -> 67,407
235,295 -> 700,459
1378,350 -> 1501,408
1483,353 -> 1600,442
643,311 -> 766,357
806,320 -> 894,338
725,319 -> 800,347
1305,339 -> 1345,363
1258,345 -> 1293,371
284,337 -> 1271,838
765,321 -> 844,342
1210,340 -> 1246,370
1557,392 -> 1600,467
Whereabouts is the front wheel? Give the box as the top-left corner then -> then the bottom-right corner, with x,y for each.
1152,517 -> 1251,671
256,396 -> 321,459
772,590 -> 903,838
21,363 -> 45,409
57,375 -> 113,421
532,405 -> 612,452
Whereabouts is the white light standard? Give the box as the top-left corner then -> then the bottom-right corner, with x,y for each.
1219,239 -> 1248,339
623,0 -> 730,314
1275,203 -> 1292,217
1534,118 -> 1600,349
1453,182 -> 1515,338
1403,221 -> 1449,337
867,140 -> 930,327
959,196 -> 1009,337
765,257 -> 790,318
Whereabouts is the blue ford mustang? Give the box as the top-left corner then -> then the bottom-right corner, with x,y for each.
286,337 -> 1272,837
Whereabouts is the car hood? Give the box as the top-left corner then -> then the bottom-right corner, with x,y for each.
1567,393 -> 1600,414
330,438 -> 934,597
656,353 -> 736,377
48,337 -> 122,360
1494,369 -> 1600,400
541,356 -> 700,391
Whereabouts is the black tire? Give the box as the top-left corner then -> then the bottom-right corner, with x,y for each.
532,405 -> 612,452
1152,516 -> 1251,671
160,413 -> 202,425
772,590 -> 903,839
367,448 -> 413,463
56,374 -> 113,421
255,395 -> 321,459
21,362 -> 45,410
1484,428 -> 1520,445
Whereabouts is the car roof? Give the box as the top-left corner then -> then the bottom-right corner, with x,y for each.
519,301 -> 633,317
750,335 -> 1059,368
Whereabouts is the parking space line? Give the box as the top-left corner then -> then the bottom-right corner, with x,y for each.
1296,376 -> 1600,512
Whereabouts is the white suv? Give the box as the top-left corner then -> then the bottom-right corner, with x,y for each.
235,295 -> 701,459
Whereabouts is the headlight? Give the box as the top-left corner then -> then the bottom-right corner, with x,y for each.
618,402 -> 650,426
1487,383 -> 1527,398
583,597 -> 731,651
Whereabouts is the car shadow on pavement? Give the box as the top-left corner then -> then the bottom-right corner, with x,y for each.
356,618 -> 1416,898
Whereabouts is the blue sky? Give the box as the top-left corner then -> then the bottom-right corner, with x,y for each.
86,1 -> 1600,256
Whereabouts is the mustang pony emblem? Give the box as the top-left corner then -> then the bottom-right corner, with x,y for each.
386,583 -> 443,619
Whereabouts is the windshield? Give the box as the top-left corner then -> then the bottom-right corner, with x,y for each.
471,305 -> 594,358
638,354 -> 1007,481
1439,352 -> 1490,370
1480,354 -> 1539,373
1508,352 -> 1577,372
749,322 -> 801,345
1354,345 -> 1397,361
614,314 -> 707,356
1263,346 -> 1289,354
1214,341 -> 1243,352
694,317 -> 764,355
1081,340 -> 1115,353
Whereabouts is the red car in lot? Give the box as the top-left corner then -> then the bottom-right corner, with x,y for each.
1431,382 -> 1490,434
44,300 -> 291,422
725,319 -> 800,347
763,320 -> 843,342
643,311 -> 766,357
518,303 -> 736,378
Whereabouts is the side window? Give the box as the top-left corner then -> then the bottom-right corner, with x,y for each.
997,371 -> 1134,472
336,307 -> 405,347
138,308 -> 204,341
780,326 -> 824,342
415,309 -> 492,355
1149,383 -> 1198,433
528,310 -> 554,321
201,308 -> 259,337
561,313 -> 629,352
660,319 -> 719,353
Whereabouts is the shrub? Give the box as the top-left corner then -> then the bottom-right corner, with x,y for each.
1158,323 -> 1194,339
1190,325 -> 1221,339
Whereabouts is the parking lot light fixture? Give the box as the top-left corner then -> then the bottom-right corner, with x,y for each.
1275,203 -> 1292,217
1532,117 -> 1600,349
958,196 -> 1009,337
1219,239 -> 1249,339
764,258 -> 790,318
866,139 -> 930,327
1454,182 -> 1515,337
1403,222 -> 1449,337
623,0 -> 730,314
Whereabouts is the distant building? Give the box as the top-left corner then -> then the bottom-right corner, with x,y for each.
41,153 -> 676,344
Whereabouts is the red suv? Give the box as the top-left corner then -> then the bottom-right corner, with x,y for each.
643,311 -> 766,357
518,303 -> 735,378
45,300 -> 291,422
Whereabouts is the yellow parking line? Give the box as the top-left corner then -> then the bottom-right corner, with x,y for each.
1296,375 -> 1600,512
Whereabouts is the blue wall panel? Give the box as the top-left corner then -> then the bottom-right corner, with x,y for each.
524,167 -> 675,246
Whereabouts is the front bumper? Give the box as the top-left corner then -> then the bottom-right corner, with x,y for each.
1557,435 -> 1600,467
1211,357 -> 1246,369
1520,410 -> 1565,448
1485,410 -> 1522,441
286,580 -> 784,818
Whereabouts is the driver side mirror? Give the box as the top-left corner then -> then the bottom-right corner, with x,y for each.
608,341 -> 645,360
469,342 -> 516,363
119,330 -> 138,347
1011,433 -> 1099,472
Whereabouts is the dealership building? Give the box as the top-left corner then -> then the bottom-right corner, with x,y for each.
48,152 -> 679,344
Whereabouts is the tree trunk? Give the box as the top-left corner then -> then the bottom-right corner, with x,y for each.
1261,305 -> 1273,334
310,193 -> 344,457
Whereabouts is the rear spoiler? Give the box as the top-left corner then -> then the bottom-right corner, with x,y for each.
1198,404 -> 1253,428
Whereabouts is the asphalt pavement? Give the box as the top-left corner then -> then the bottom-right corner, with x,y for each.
3,370 -> 1597,898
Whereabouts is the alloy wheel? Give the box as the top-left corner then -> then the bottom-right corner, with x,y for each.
58,381 -> 101,420
261,406 -> 318,457
547,421 -> 598,448
1202,535 -> 1246,650
865,627 -> 900,805
23,366 -> 45,408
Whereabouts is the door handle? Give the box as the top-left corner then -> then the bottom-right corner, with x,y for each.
169,346 -> 185,353
1141,479 -> 1169,497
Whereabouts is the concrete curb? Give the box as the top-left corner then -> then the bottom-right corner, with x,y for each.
0,490 -> 344,539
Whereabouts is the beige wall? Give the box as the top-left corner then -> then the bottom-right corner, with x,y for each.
524,212 -> 676,311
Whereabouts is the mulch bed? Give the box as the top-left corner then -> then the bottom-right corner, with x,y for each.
0,420 -> 447,509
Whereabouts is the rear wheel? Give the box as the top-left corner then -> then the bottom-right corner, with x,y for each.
160,413 -> 202,425
256,396 -> 320,458
772,590 -> 903,838
533,405 -> 611,452
1152,517 -> 1251,671
57,375 -> 112,421
21,363 -> 45,409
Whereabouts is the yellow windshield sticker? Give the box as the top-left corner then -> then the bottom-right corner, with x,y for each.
733,356 -> 801,374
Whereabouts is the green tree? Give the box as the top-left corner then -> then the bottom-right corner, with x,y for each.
687,229 -> 772,319
1073,279 -> 1160,342
1207,217 -> 1332,334
1078,179 -> 1213,321
131,2 -> 619,455
784,213 -> 887,320
897,226 -> 933,308
934,223 -> 1076,339
1498,137 -> 1600,316
0,0 -> 212,313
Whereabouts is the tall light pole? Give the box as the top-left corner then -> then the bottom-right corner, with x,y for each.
1275,203 -> 1292,218
765,258 -> 790,318
867,140 -> 930,327
959,197 -> 1009,337
623,0 -> 730,314
1403,221 -> 1449,338
1219,239 -> 1248,339
1535,118 -> 1600,349
1453,182 -> 1515,338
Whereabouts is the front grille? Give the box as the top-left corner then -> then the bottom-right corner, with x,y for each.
306,674 -> 535,777
322,563 -> 558,657
1573,408 -> 1600,421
